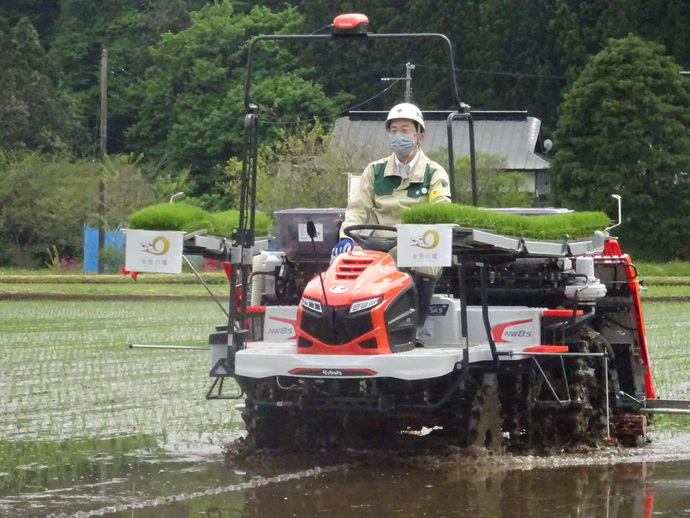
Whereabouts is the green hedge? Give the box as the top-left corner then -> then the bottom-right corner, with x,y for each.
402,204 -> 611,240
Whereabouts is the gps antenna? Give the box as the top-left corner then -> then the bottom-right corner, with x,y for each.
306,221 -> 332,320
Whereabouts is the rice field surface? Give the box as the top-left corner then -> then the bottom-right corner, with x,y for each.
643,301 -> 690,402
1,298 -> 688,443
0,282 -> 227,298
0,292 -> 689,515
0,298 -> 245,505
0,271 -> 229,299
0,299 -> 240,444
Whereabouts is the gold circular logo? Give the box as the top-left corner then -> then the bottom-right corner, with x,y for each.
415,230 -> 440,250
146,236 -> 171,256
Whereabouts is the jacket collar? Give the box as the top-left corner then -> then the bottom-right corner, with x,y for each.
384,150 -> 426,180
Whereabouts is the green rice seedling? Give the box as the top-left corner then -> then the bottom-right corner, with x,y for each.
128,204 -> 274,237
207,210 -> 273,237
636,260 -> 690,279
651,414 -> 690,437
129,202 -> 212,232
0,300 -> 244,449
402,203 -> 612,239
643,302 -> 690,402
0,435 -> 158,494
0,282 -> 229,298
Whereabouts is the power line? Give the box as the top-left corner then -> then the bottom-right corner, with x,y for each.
414,62 -> 568,81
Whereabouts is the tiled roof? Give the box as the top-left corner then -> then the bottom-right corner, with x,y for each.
333,110 -> 550,171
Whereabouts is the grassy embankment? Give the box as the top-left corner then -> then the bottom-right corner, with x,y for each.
0,269 -> 229,298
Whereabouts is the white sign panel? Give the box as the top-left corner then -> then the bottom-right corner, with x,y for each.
264,306 -> 298,342
124,229 -> 185,274
396,224 -> 454,268
298,223 -> 323,242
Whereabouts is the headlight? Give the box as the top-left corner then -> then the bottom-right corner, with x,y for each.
301,297 -> 322,313
350,296 -> 382,314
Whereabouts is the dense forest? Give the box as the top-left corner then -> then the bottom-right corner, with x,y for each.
1,0 -> 689,265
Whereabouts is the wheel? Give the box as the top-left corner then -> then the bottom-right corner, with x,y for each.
499,369 -> 540,451
445,372 -> 503,449
497,326 -> 620,451
242,399 -> 296,450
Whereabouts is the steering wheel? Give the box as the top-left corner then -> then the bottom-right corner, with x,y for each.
343,224 -> 398,253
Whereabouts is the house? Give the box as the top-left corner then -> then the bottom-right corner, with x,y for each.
332,110 -> 551,203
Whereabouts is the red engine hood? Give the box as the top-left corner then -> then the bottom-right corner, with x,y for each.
302,250 -> 409,305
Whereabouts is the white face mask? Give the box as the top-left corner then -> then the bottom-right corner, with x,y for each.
388,132 -> 416,159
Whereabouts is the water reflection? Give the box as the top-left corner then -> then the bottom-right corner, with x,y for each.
2,446 -> 690,517
241,460 -> 690,518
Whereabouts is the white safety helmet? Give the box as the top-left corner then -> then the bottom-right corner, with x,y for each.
385,103 -> 425,133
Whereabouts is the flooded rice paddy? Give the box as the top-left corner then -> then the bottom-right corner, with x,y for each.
1,298 -> 690,517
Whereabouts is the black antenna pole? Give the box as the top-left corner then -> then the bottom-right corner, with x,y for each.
306,221 -> 332,320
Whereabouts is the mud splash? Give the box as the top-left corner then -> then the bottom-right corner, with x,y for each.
224,428 -> 690,474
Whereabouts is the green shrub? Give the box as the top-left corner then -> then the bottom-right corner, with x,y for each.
98,246 -> 126,274
402,203 -> 611,239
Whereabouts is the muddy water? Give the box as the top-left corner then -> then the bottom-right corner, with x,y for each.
2,430 -> 690,518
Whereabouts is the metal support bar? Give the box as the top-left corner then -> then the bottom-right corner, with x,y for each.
500,350 -> 608,405
500,351 -> 607,358
605,356 -> 611,439
457,261 -> 470,380
531,355 -> 571,406
206,376 -> 244,400
514,350 -> 611,416
446,112 -> 476,204
478,263 -> 499,368
183,255 -> 229,319
641,398 -> 690,414
244,33 -> 462,111
129,344 -> 209,351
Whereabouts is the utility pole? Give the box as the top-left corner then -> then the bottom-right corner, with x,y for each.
404,62 -> 415,103
381,62 -> 416,103
98,49 -> 107,274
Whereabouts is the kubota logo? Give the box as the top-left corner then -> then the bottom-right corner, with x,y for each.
288,368 -> 378,377
491,319 -> 534,343
411,229 -> 440,250
140,236 -> 170,256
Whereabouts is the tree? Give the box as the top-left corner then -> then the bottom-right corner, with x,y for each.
223,121 -> 378,214
427,149 -> 535,208
549,34 -> 690,260
0,17 -> 81,153
0,153 -> 156,267
47,0 -> 187,157
0,0 -> 59,39
125,1 -> 351,202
